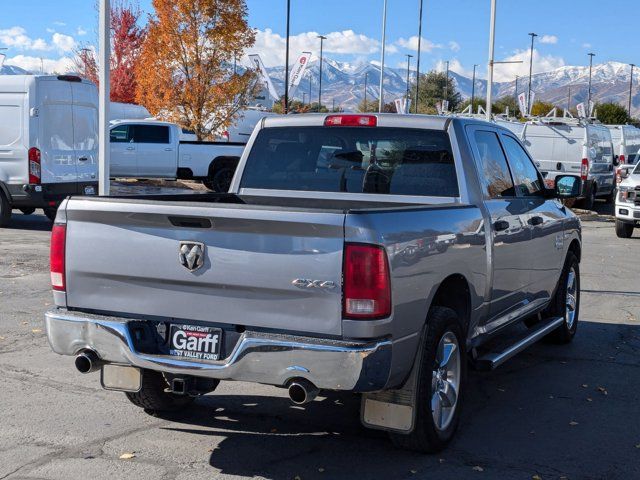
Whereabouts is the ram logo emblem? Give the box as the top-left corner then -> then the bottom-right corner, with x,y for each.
179,242 -> 206,272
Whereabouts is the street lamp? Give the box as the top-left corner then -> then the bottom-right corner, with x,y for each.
98,0 -> 111,196
317,35 -> 327,111
364,71 -> 368,111
587,52 -> 596,113
629,63 -> 635,117
527,32 -> 538,116
415,0 -> 424,113
405,54 -> 413,114
378,0 -> 388,113
284,0 -> 291,114
471,64 -> 478,113
443,60 -> 449,105
514,75 -> 519,114
485,0 -> 496,120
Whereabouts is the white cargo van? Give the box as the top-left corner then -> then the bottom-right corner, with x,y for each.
0,75 -> 98,226
500,118 -> 617,209
216,108 -> 278,143
608,125 -> 640,185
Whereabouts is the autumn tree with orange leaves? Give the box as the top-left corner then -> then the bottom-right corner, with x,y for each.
136,0 -> 256,140
73,0 -> 147,104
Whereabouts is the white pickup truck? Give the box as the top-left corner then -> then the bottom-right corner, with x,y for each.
110,120 -> 246,191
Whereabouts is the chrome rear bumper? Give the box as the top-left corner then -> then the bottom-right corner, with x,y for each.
44,309 -> 392,391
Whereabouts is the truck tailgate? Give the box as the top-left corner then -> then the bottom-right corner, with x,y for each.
63,198 -> 346,336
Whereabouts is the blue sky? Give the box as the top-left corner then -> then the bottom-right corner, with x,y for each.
0,0 -> 636,81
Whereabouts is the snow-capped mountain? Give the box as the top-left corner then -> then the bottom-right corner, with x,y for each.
0,64 -> 30,75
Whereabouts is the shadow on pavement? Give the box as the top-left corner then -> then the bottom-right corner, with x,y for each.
5,212 -> 51,232
157,320 -> 640,480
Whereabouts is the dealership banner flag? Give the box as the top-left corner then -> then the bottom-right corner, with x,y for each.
576,102 -> 586,118
394,98 -> 405,114
249,54 -> 279,101
288,52 -> 312,98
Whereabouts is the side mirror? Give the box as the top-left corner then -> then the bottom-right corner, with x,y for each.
614,155 -> 620,167
555,175 -> 582,199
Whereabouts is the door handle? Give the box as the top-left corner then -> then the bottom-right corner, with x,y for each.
126,146 -> 135,151
528,216 -> 544,226
164,148 -> 173,152
78,156 -> 88,161
493,220 -> 510,232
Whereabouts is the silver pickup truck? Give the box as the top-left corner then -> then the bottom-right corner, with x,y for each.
45,114 -> 582,452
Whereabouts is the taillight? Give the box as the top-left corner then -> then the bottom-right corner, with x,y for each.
581,158 -> 589,181
222,130 -> 230,142
343,243 -> 391,319
619,155 -> 626,164
50,224 -> 66,291
325,115 -> 377,127
28,147 -> 41,185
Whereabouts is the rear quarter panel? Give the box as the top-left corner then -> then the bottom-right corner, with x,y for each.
344,204 -> 487,385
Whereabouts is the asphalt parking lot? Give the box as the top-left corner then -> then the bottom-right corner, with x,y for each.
1,202 -> 639,480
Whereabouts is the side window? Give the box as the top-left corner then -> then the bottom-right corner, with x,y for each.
110,125 -> 129,143
501,135 -> 543,197
133,125 -> 170,144
473,130 -> 515,199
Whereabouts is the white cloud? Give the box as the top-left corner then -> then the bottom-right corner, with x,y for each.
53,21 -> 66,27
448,41 -> 461,52
582,42 -> 592,49
396,36 -> 442,52
492,49 -> 566,82
52,33 -> 76,53
5,55 -> 74,74
0,26 -> 49,51
540,35 -> 558,45
248,29 -> 382,67
77,27 -> 88,36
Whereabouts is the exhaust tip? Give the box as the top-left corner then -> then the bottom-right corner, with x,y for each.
287,378 -> 319,405
75,350 -> 101,374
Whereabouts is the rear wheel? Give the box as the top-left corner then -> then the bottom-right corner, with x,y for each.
19,208 -> 36,215
605,186 -> 616,205
615,220 -> 634,238
545,252 -> 580,344
125,369 -> 197,412
0,192 -> 11,227
43,207 -> 58,223
581,184 -> 596,210
389,307 -> 466,453
203,167 -> 234,192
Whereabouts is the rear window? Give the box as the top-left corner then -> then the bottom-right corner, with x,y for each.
240,127 -> 459,197
133,125 -> 170,144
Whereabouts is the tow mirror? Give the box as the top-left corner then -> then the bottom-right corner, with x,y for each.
614,155 -> 620,167
555,175 -> 582,199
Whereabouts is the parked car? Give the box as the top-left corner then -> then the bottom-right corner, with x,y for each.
45,114 -> 582,453
608,125 -> 640,186
0,75 -> 98,226
615,161 -> 640,238
109,120 -> 245,191
499,118 -> 617,209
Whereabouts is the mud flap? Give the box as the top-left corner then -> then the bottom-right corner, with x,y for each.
360,333 -> 425,434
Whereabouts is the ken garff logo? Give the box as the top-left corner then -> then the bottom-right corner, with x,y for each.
292,278 -> 336,290
179,241 -> 206,272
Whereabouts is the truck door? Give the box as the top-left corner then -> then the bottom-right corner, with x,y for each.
467,126 -> 532,324
38,79 -> 76,185
70,81 -> 98,191
499,132 -> 564,303
133,124 -> 175,178
109,124 -> 137,177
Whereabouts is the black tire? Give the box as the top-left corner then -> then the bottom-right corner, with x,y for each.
616,220 -> 634,239
125,369 -> 196,412
389,307 -> 466,453
545,252 -> 580,344
581,184 -> 596,210
43,207 -> 58,223
19,208 -> 36,215
0,191 -> 11,227
605,187 -> 616,205
203,167 -> 234,192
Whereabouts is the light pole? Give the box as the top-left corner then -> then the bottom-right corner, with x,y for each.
485,0 -> 496,120
567,85 -> 571,113
527,32 -> 537,116
98,0 -> 111,196
317,35 -> 327,111
415,0 -> 424,113
284,0 -> 291,114
587,52 -> 595,113
405,54 -> 413,114
514,75 -> 519,114
443,60 -> 449,103
378,0 -> 388,113
0,47 -> 6,69
302,92 -> 307,106
471,64 -> 478,113
629,63 -> 635,118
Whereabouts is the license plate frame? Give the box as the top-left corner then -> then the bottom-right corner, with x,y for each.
169,324 -> 222,361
